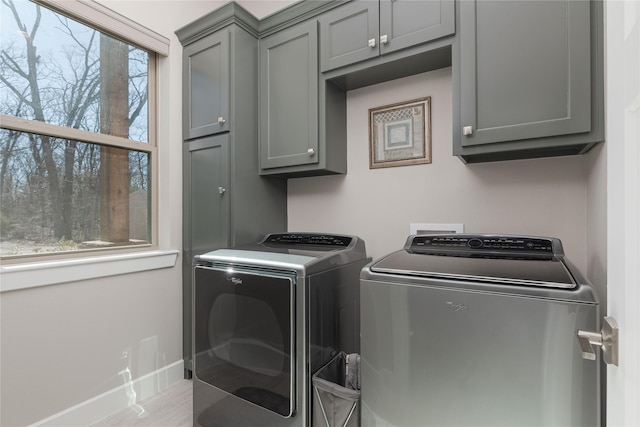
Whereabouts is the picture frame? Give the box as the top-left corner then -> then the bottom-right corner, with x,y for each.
368,97 -> 431,169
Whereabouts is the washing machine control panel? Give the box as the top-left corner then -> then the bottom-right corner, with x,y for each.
408,234 -> 560,258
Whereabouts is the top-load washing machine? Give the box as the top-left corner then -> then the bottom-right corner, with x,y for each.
192,233 -> 370,427
360,234 -> 601,427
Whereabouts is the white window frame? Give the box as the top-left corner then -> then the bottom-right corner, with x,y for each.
0,0 -> 176,291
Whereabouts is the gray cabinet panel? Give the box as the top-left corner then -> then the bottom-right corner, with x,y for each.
260,20 -> 319,170
319,1 -> 379,72
455,0 -> 598,159
188,136 -> 230,255
320,0 -> 454,73
182,135 -> 229,375
379,0 -> 455,55
183,31 -> 230,139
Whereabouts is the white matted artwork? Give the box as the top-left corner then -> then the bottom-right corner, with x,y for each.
369,97 -> 431,169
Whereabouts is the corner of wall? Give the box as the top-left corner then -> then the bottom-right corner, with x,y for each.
585,142 -> 607,308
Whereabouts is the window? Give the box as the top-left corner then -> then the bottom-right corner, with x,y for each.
1,0 -> 164,260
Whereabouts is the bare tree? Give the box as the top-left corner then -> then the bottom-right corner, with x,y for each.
1,0 -> 149,249
1,0 -> 67,238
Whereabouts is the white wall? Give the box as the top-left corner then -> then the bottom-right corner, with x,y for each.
0,270 -> 184,425
586,144 -> 607,307
289,68 -> 592,274
603,0 -> 640,423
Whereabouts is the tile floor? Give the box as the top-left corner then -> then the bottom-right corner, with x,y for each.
89,379 -> 192,427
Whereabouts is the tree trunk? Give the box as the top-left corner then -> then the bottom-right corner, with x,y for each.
99,35 -> 129,243
61,141 -> 76,239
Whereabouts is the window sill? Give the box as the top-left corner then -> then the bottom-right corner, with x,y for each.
0,250 -> 179,293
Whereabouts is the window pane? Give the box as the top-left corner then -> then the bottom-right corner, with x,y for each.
0,129 -> 151,257
0,0 -> 149,142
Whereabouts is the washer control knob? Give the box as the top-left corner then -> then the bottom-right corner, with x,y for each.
468,238 -> 483,248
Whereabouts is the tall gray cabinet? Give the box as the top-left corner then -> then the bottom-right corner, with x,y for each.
177,7 -> 287,377
453,0 -> 604,162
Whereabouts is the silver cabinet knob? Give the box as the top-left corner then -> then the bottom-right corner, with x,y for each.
307,148 -> 316,157
218,186 -> 226,195
463,126 -> 473,136
368,38 -> 376,48
380,34 -> 389,45
217,117 -> 226,124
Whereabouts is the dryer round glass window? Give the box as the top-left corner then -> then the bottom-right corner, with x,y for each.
209,293 -> 286,377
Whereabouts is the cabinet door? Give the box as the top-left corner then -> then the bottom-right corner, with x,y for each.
458,0 -> 591,147
184,135 -> 230,258
182,134 -> 229,373
319,1 -> 379,72
379,0 -> 455,55
183,31 -> 230,140
260,21 -> 319,170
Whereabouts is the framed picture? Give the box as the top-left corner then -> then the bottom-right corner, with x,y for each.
368,97 -> 431,169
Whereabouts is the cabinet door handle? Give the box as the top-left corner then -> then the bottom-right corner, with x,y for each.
217,117 -> 226,125
380,34 -> 389,45
218,186 -> 226,195
307,148 -> 316,157
368,38 -> 376,48
463,126 -> 473,136
577,317 -> 619,366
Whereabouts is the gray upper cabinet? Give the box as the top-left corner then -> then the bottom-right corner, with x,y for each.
183,31 -> 230,139
259,19 -> 347,177
319,1 -> 378,72
379,0 -> 455,55
259,21 -> 318,171
320,0 -> 455,73
259,21 -> 321,173
453,0 -> 604,162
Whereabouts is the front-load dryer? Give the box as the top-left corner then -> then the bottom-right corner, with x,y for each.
192,233 -> 369,427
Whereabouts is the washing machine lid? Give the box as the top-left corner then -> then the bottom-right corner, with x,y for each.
370,234 -> 577,289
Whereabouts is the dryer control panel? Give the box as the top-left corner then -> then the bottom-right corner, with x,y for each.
263,233 -> 353,247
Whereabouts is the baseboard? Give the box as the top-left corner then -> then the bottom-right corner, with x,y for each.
29,360 -> 185,427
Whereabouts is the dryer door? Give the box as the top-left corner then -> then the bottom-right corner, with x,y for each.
194,265 -> 296,417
